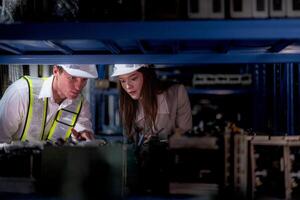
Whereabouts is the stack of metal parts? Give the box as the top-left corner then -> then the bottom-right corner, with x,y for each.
167,133 -> 223,199
0,141 -> 43,194
153,122 -> 242,198
233,134 -> 300,200
0,140 -> 125,200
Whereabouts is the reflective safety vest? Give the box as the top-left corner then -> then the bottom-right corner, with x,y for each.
21,76 -> 83,142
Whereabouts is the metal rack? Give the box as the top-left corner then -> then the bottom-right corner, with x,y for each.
1,19 -> 300,64
2,19 -> 300,199
233,134 -> 300,200
1,19 -> 300,134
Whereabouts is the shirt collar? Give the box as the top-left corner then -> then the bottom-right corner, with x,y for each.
38,75 -> 53,99
38,75 -> 73,107
136,92 -> 169,122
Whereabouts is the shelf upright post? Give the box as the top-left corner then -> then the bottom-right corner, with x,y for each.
98,64 -> 106,79
272,64 -> 279,133
297,64 -> 300,134
91,64 -> 103,134
286,63 -> 294,135
272,64 -> 288,134
253,64 -> 267,132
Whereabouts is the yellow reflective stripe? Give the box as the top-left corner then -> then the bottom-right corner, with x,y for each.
64,126 -> 73,140
47,110 -> 63,140
21,76 -> 34,141
41,77 -> 49,140
64,97 -> 83,140
41,98 -> 48,140
48,96 -> 83,142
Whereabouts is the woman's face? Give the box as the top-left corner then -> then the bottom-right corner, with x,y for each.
118,70 -> 144,100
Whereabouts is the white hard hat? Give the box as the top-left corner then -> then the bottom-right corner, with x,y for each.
111,64 -> 147,77
59,64 -> 98,78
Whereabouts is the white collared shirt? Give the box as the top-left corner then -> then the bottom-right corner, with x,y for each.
0,75 -> 93,142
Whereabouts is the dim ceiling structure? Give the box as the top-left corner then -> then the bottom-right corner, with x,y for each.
0,19 -> 300,64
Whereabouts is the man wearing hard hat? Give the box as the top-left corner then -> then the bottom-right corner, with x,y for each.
0,64 -> 98,143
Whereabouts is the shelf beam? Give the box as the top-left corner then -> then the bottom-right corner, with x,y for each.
44,41 -> 74,55
267,40 -> 294,53
101,40 -> 121,54
1,20 -> 300,40
2,53 -> 300,64
0,43 -> 23,55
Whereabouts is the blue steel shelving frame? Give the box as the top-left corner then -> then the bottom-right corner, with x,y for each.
0,19 -> 300,135
1,19 -> 300,64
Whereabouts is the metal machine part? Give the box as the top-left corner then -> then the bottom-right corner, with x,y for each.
232,135 -> 300,200
0,140 -> 124,200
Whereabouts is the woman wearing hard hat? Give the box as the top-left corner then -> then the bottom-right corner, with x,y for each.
0,64 -> 98,143
111,64 -> 192,194
111,64 -> 192,140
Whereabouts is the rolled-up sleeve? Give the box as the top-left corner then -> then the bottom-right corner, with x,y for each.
0,81 -> 27,142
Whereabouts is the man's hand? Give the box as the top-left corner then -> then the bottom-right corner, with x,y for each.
71,128 -> 95,141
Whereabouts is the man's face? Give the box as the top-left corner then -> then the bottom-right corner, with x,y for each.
53,67 -> 87,99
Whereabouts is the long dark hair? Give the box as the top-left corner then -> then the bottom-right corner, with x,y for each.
119,65 -> 171,138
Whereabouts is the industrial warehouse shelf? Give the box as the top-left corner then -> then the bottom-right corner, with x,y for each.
1,19 -> 300,64
0,19 -> 299,136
